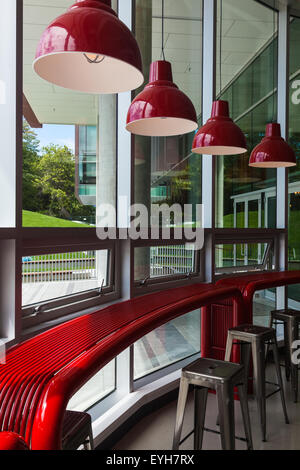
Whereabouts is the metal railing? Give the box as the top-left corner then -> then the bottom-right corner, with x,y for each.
150,245 -> 195,277
23,247 -> 195,285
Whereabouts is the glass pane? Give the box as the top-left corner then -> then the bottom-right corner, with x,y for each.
253,289 -> 276,332
215,0 -> 277,228
134,0 -> 203,226
76,126 -> 97,213
22,250 -> 109,307
68,361 -> 115,412
134,310 -> 200,380
135,245 -> 196,282
215,243 -> 274,274
288,17 -> 300,308
23,1 -> 117,228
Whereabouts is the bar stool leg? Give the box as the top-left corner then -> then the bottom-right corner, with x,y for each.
237,384 -> 253,450
266,315 -> 275,364
241,343 -> 251,389
173,377 -> 189,450
225,333 -> 234,362
287,319 -> 298,403
194,387 -> 208,450
272,336 -> 290,423
284,322 -> 291,382
216,383 -> 235,450
83,431 -> 94,450
252,340 -> 267,442
216,334 -> 235,430
89,430 -> 94,450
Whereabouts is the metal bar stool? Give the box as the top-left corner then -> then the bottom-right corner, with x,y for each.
172,358 -> 253,451
270,309 -> 300,403
62,411 -> 94,450
225,324 -> 289,442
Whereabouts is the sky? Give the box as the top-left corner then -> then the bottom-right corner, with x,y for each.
34,124 -> 75,153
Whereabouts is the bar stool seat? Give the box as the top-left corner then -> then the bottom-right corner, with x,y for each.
173,358 -> 253,451
225,324 -> 289,442
270,309 -> 300,402
62,411 -> 94,451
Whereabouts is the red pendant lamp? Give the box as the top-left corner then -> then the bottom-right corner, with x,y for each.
126,0 -> 198,137
192,100 -> 247,155
33,0 -> 143,94
249,123 -> 296,168
126,60 -> 198,137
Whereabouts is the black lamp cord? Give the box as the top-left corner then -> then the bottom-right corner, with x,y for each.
161,0 -> 166,60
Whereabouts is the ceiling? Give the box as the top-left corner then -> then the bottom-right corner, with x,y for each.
23,0 -> 276,126
23,0 -> 98,126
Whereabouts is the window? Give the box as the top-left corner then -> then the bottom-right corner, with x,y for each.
215,0 -> 278,228
22,248 -> 114,327
134,244 -> 198,284
76,126 -> 97,205
22,121 -> 97,228
68,362 -> 116,412
253,289 -> 276,331
288,16 -> 300,309
134,0 -> 203,225
134,309 -> 200,380
132,0 -> 203,379
21,1 -> 118,334
215,242 -> 274,275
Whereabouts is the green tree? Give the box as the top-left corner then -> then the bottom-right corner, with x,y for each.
23,124 -> 95,223
37,144 -> 95,221
37,144 -> 80,219
23,120 -> 41,211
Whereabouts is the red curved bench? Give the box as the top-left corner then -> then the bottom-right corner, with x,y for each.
201,271 -> 300,359
0,283 -> 243,450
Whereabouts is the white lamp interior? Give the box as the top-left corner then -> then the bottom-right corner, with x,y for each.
126,117 -> 198,137
34,52 -> 144,94
192,145 -> 247,155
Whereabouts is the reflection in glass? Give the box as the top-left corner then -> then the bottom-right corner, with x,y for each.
134,310 -> 200,380
288,18 -> 300,307
215,243 -> 274,273
215,0 -> 278,228
22,250 -> 109,307
68,361 -> 116,412
134,0 -> 203,226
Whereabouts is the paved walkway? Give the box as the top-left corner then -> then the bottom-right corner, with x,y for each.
22,280 -> 100,306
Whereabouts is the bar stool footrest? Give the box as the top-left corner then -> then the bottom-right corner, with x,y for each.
179,428 -> 247,447
265,381 -> 282,400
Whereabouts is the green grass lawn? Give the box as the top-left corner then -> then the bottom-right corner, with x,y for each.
223,211 -> 262,228
223,210 -> 299,249
23,210 -> 92,228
